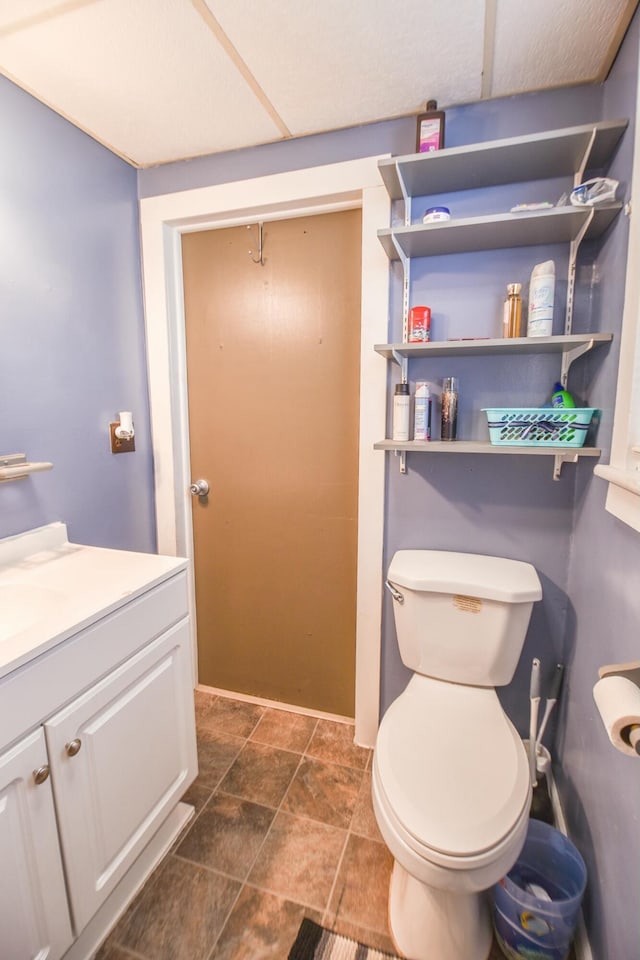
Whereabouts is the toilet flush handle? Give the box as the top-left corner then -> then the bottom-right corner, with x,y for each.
384,580 -> 404,604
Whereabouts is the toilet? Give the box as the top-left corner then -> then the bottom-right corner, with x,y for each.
372,550 -> 542,960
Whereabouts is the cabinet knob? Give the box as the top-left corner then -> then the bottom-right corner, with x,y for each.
65,738 -> 82,757
33,765 -> 50,785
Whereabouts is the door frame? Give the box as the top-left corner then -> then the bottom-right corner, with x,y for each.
139,157 -> 390,746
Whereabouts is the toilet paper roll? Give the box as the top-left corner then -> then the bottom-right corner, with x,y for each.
593,675 -> 640,757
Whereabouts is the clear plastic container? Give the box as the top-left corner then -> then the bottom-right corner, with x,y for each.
493,819 -> 587,960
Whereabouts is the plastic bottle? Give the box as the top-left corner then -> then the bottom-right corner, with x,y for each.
503,283 -> 523,338
551,382 -> 576,408
441,377 -> 458,440
392,383 -> 410,441
527,261 -> 555,337
416,99 -> 445,153
414,381 -> 432,441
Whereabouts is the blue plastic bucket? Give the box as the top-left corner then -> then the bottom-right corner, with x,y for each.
493,818 -> 587,960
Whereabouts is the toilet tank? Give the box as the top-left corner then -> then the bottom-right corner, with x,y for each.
387,550 -> 542,686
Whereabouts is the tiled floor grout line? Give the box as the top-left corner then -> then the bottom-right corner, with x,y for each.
106,700 -> 391,960
202,716 -> 321,960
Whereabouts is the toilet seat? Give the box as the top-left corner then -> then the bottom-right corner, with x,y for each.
375,674 -> 531,866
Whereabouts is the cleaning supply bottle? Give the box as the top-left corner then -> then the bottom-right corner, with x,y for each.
503,283 -> 523,338
416,99 -> 445,153
527,260 -> 555,337
551,382 -> 576,408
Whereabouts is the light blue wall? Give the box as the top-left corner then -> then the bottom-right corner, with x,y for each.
558,14 -> 640,960
0,76 -> 156,551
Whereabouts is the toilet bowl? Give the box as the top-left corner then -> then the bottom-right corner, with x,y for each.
374,550 -> 542,960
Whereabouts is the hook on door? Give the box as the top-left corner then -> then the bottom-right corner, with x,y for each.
248,222 -> 264,266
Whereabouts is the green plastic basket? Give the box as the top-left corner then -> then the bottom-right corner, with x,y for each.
482,408 -> 597,447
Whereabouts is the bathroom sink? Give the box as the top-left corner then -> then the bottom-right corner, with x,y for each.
0,583 -> 66,642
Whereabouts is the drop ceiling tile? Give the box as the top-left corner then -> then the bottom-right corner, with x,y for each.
0,0 -> 80,31
204,0 -> 484,136
0,0 -> 282,164
491,0 -> 629,97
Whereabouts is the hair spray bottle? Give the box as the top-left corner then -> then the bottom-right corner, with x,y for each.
414,381 -> 432,441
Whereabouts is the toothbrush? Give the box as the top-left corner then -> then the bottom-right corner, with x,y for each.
529,658 -> 541,788
535,663 -> 564,753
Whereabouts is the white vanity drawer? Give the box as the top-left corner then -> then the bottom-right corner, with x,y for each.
0,570 -> 189,750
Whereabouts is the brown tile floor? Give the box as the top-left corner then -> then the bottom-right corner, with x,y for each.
96,691 -> 507,960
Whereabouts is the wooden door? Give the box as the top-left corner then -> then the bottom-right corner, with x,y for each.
182,211 -> 362,716
45,622 -> 196,931
0,729 -> 73,960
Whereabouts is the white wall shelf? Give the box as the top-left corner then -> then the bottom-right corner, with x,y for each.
374,333 -> 613,362
378,119 -> 628,200
377,204 -> 622,260
375,439 -> 601,458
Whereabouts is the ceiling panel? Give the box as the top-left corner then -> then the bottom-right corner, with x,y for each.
204,0 -> 485,136
0,0 -> 282,164
491,0 -> 630,97
0,0 -> 636,167
0,0 -> 86,31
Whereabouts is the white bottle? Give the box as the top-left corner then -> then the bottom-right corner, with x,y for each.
392,383 -> 410,441
414,381 -> 432,441
527,260 -> 555,337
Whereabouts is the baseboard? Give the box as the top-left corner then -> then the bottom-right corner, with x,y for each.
547,771 -> 593,960
196,683 -> 355,726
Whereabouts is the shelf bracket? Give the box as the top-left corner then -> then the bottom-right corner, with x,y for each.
553,451 -> 580,480
563,207 -> 595,385
391,237 -> 411,346
391,350 -> 409,381
396,164 -> 412,228
395,450 -> 407,474
564,339 -> 597,372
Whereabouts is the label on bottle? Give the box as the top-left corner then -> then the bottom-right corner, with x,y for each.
418,118 -> 442,153
414,397 -> 432,441
392,396 -> 411,441
441,391 -> 458,440
527,279 -> 554,337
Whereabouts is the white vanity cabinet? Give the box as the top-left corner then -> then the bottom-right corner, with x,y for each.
0,729 -> 74,960
0,524 -> 198,960
45,618 -> 194,933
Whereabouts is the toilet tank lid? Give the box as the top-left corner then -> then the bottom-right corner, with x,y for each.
388,550 -> 542,603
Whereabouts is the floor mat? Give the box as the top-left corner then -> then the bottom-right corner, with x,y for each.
288,918 -> 402,960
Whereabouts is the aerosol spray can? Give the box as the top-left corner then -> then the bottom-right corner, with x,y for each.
441,377 -> 458,441
414,381 -> 432,441
392,382 -> 410,441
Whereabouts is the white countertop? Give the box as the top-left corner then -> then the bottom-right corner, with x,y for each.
0,523 -> 188,681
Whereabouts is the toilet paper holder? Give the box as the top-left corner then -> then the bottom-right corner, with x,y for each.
594,660 -> 640,757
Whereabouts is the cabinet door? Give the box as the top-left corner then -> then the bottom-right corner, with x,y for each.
0,728 -> 73,960
45,619 -> 197,932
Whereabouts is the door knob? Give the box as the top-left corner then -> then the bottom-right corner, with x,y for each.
65,738 -> 82,757
33,765 -> 50,785
190,479 -> 210,497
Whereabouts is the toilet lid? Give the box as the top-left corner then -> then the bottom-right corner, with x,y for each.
375,676 -> 531,859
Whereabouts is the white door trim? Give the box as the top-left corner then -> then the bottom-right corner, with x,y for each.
139,156 -> 390,746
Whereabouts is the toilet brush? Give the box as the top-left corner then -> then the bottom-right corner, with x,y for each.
535,663 -> 564,753
529,658 -> 541,787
